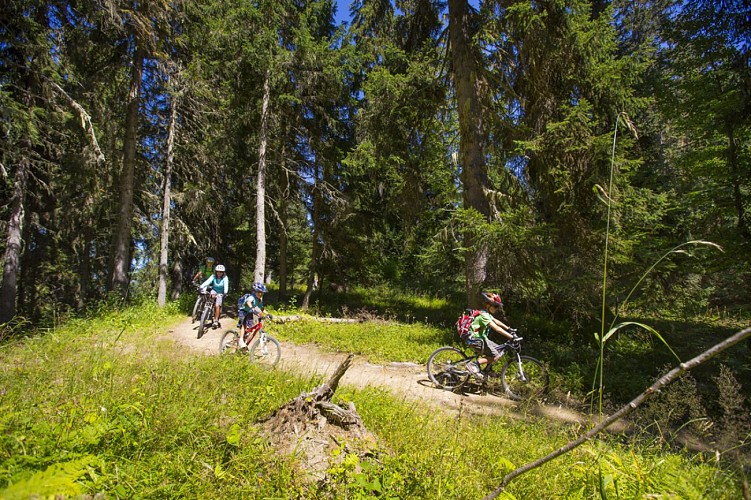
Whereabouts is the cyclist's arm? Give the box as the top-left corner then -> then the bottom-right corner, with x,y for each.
222,277 -> 229,295
199,276 -> 213,289
489,319 -> 515,339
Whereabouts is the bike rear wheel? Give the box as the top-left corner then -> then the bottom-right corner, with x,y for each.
248,334 -> 281,367
219,330 -> 239,354
501,355 -> 549,401
427,346 -> 470,391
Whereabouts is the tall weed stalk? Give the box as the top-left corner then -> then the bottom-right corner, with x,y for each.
594,112 -> 721,415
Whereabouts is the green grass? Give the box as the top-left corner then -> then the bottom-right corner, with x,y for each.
1,302 -> 745,498
272,319 -> 448,365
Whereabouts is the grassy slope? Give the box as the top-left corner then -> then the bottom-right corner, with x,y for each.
0,301 -> 744,498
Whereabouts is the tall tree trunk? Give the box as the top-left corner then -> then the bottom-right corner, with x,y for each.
727,126 -> 749,238
170,243 -> 183,301
109,44 -> 145,296
279,146 -> 289,299
77,231 -> 93,312
0,156 -> 29,324
158,87 -> 178,307
448,0 -> 492,307
279,175 -> 289,299
255,71 -> 271,285
302,165 -> 322,311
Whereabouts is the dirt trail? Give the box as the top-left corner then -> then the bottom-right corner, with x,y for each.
162,316 -> 590,425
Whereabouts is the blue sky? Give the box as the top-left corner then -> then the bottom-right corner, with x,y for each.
334,0 -> 353,26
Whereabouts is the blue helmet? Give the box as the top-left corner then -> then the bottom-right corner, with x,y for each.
252,282 -> 267,293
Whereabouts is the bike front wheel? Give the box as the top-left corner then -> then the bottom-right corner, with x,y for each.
248,334 -> 281,368
191,295 -> 204,323
501,355 -> 549,401
427,346 -> 470,391
198,302 -> 212,339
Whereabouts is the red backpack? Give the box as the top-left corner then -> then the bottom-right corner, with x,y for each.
455,309 -> 481,340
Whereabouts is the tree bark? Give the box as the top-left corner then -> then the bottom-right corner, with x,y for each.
447,0 -> 492,308
170,249 -> 183,301
0,156 -> 29,324
279,155 -> 290,299
110,44 -> 145,296
255,71 -> 271,285
158,85 -> 178,307
727,126 -> 749,238
302,165 -> 322,311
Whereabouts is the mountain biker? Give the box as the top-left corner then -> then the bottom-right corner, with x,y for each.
192,256 -> 215,284
199,264 -> 229,328
465,292 -> 518,380
237,282 -> 272,349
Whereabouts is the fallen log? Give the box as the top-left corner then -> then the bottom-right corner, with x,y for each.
274,315 -> 363,324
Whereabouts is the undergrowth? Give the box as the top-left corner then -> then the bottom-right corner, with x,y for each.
0,303 -> 746,498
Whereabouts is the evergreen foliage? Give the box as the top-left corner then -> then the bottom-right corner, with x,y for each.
0,1 -> 748,336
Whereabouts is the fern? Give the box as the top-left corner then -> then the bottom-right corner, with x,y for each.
1,455 -> 99,499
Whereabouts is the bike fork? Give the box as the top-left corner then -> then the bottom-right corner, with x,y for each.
513,354 -> 528,382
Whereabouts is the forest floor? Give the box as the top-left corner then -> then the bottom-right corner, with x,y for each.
160,315 -> 608,430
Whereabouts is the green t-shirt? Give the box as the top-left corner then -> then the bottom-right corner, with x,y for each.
197,263 -> 214,282
469,310 -> 494,339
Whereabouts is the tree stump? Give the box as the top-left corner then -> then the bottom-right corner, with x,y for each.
260,353 -> 377,480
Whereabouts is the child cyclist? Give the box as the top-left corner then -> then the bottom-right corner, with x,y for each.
465,292 -> 518,379
237,282 -> 273,349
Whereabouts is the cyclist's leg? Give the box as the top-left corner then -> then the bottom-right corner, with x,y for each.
239,314 -> 255,348
464,338 -> 486,376
214,293 -> 224,322
483,338 -> 503,365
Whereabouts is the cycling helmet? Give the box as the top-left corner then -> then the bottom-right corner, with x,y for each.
215,264 -> 225,272
206,257 -> 215,263
481,291 -> 503,307
252,282 -> 267,293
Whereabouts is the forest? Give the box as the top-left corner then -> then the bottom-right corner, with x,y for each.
1,0 -> 749,324
1,0 -> 751,496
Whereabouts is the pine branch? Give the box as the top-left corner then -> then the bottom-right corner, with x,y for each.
47,80 -> 105,164
483,326 -> 751,500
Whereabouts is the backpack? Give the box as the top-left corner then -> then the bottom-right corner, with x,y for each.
237,293 -> 251,311
456,309 -> 481,340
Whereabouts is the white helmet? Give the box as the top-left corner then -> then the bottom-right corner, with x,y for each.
215,264 -> 225,272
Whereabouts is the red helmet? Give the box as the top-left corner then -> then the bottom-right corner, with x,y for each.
481,292 -> 503,307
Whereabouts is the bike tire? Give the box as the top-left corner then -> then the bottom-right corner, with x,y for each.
501,355 -> 549,401
192,295 -> 204,323
248,334 -> 281,368
198,302 -> 212,339
219,330 -> 239,354
426,346 -> 470,391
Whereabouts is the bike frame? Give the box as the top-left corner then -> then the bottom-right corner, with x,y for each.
242,320 -> 265,345
470,339 -> 524,376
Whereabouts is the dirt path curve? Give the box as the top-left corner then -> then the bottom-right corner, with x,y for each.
162,316 -> 588,425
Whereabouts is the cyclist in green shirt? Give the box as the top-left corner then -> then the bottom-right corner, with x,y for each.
192,256 -> 216,285
465,292 -> 517,380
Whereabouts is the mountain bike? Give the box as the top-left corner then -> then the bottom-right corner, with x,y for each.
219,317 -> 281,368
426,336 -> 549,401
196,290 -> 218,339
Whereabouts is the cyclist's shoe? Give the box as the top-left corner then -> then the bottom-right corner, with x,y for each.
213,320 -> 221,329
238,338 -> 247,350
466,361 -> 485,380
